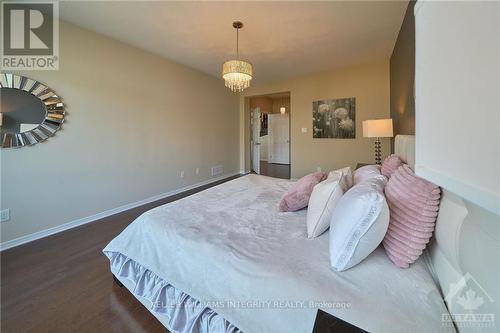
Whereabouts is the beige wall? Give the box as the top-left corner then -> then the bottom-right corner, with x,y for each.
240,62 -> 391,178
1,21 -> 239,244
249,96 -> 290,114
271,98 -> 290,114
250,97 -> 273,113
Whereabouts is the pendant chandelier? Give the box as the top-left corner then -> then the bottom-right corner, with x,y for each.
222,21 -> 253,92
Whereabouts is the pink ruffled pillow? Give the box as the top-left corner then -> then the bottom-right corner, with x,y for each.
278,171 -> 326,212
382,164 -> 441,268
381,154 -> 403,178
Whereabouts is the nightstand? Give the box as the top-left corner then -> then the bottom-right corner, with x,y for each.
312,310 -> 367,333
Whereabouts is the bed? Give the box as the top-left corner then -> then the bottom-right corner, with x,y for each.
103,136 -> 455,333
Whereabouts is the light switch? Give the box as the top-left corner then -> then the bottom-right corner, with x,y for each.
301,127 -> 307,133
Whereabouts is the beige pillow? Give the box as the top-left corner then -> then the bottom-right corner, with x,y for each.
328,166 -> 352,191
306,176 -> 344,238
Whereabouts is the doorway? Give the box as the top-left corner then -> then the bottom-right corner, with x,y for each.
250,92 -> 290,179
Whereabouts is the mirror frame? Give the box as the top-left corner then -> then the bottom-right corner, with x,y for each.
1,73 -> 65,148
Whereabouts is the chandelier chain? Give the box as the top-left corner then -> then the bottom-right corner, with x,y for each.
236,26 -> 239,59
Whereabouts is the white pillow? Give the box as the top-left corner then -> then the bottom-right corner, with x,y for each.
306,177 -> 344,238
327,166 -> 352,191
329,177 -> 389,271
352,165 -> 381,185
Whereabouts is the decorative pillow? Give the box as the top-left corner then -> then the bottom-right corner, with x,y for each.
328,166 -> 352,191
382,164 -> 441,268
329,176 -> 390,271
306,177 -> 344,238
352,165 -> 381,185
381,154 -> 403,178
278,171 -> 326,212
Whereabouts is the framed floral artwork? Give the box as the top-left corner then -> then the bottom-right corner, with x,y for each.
312,97 -> 355,139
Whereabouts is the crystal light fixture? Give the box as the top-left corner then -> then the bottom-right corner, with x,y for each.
222,21 -> 253,92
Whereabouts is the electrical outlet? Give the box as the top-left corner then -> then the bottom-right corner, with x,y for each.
1,209 -> 10,222
195,168 -> 200,175
180,171 -> 185,178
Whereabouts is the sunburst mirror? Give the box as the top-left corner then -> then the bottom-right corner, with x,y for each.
0,73 -> 65,148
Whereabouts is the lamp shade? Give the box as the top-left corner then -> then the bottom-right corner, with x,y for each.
362,119 -> 393,138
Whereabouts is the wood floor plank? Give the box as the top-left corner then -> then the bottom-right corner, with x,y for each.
258,161 -> 290,179
1,175 -> 240,333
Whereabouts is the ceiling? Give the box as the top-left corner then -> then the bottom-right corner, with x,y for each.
60,1 -> 408,83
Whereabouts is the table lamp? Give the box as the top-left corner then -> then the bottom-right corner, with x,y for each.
362,119 -> 393,164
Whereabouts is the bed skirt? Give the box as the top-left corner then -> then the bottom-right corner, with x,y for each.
105,251 -> 241,333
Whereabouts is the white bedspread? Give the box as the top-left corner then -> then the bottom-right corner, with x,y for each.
104,174 -> 454,333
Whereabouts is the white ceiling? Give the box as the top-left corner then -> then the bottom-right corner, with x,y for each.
60,1 -> 408,83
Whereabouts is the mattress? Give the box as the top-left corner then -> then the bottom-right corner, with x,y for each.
104,174 -> 454,333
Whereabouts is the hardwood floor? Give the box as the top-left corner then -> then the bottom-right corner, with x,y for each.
259,161 -> 290,179
0,175 -> 240,333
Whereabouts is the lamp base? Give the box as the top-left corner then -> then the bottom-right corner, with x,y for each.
374,138 -> 381,165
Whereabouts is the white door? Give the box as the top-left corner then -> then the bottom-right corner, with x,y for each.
269,113 -> 290,164
251,108 -> 261,174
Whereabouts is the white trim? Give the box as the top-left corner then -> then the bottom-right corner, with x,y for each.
414,0 -> 424,16
415,164 -> 500,215
0,172 -> 242,251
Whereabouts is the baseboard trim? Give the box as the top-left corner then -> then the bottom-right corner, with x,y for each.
0,172 -> 242,252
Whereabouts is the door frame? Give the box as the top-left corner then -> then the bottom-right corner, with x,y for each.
247,92 -> 291,176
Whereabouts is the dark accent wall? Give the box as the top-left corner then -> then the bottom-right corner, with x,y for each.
390,0 -> 416,151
